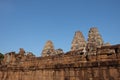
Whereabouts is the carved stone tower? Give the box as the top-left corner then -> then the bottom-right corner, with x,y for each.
41,40 -> 55,57
71,31 -> 86,51
87,27 -> 103,52
19,48 -> 25,56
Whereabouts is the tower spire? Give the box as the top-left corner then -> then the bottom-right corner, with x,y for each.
87,27 -> 104,52
41,40 -> 55,57
71,31 -> 86,51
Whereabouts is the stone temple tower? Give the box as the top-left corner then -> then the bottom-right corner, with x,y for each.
71,31 -> 86,51
87,27 -> 103,52
41,40 -> 55,57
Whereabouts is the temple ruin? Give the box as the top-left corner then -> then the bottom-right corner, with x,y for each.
71,31 -> 86,51
41,40 -> 55,57
0,27 -> 120,80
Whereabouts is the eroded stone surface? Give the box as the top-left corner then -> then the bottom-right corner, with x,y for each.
71,31 -> 86,51
87,27 -> 104,54
0,28 -> 120,80
87,27 -> 103,46
19,48 -> 25,55
0,44 -> 120,80
41,40 -> 55,57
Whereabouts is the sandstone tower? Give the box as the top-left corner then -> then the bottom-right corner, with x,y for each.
1,27 -> 120,80
41,40 -> 55,57
19,48 -> 25,56
87,27 -> 103,52
71,31 -> 86,51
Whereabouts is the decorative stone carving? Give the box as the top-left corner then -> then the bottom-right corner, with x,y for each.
87,27 -> 103,53
0,27 -> 120,80
41,40 -> 55,57
71,31 -> 86,51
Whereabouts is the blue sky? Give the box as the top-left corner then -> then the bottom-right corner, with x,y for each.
0,0 -> 120,56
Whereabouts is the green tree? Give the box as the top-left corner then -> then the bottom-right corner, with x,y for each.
0,53 -> 4,61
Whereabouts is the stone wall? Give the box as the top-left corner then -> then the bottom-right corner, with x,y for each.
0,27 -> 120,80
0,60 -> 120,80
0,44 -> 120,80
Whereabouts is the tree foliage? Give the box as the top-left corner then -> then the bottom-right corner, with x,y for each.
0,53 -> 4,61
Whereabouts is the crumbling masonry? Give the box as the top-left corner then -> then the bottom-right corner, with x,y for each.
0,27 -> 120,80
